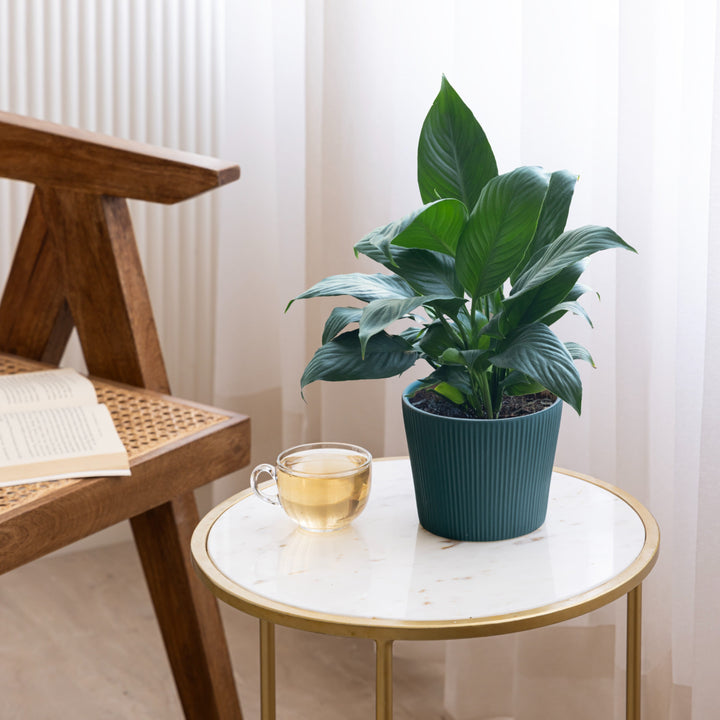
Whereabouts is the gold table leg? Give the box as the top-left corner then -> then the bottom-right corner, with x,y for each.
376,638 -> 394,720
260,619 -> 276,720
626,585 -> 642,720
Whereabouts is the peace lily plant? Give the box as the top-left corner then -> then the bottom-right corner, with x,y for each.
288,77 -> 634,420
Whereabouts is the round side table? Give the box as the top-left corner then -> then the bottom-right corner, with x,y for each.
191,458 -> 659,720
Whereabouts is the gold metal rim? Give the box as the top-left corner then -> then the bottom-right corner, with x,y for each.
191,462 -> 660,642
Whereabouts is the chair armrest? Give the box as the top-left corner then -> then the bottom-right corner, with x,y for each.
0,111 -> 239,203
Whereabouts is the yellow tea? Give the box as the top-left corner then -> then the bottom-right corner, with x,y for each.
277,448 -> 371,531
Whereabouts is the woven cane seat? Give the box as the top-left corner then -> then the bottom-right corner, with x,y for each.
0,351 -> 250,575
0,353 -> 237,514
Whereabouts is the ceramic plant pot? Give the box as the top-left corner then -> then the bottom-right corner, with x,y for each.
401,381 -> 563,542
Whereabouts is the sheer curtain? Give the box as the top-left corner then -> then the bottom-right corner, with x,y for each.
216,0 -> 720,717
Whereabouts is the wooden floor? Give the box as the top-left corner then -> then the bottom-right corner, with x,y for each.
0,538 -> 446,719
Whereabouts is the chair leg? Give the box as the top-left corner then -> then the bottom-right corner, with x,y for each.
131,491 -> 243,720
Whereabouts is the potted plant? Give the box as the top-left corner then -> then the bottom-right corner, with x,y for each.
287,76 -> 634,541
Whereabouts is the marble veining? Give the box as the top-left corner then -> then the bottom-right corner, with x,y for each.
207,459 -> 647,622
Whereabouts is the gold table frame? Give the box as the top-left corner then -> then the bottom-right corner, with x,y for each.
191,465 -> 659,720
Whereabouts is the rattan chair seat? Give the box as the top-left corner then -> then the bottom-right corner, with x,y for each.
0,353 -> 233,513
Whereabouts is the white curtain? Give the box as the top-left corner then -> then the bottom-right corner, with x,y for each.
1,0 -> 718,716
217,0 -> 720,717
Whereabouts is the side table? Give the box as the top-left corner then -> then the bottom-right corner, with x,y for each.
191,458 -> 659,720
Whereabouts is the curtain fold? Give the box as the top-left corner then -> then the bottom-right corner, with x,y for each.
691,10 -> 720,712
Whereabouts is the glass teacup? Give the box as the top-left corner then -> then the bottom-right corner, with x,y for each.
250,442 -> 372,532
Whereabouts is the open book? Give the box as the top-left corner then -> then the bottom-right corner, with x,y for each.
0,368 -> 130,487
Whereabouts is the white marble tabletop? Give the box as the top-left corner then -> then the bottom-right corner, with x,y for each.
203,459 -> 651,626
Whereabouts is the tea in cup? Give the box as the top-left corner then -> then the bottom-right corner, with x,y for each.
250,442 -> 372,532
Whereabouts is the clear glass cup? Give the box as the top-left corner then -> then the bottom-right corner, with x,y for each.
250,442 -> 372,532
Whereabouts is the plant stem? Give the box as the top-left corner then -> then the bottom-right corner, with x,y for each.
456,304 -> 473,347
490,367 -> 507,417
436,313 -> 466,348
471,368 -> 495,419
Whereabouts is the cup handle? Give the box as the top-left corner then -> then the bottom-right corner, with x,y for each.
250,463 -> 280,505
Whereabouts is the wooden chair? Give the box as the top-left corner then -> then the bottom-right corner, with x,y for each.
0,112 -> 250,719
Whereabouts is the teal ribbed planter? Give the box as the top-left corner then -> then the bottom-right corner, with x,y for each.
402,381 -> 563,541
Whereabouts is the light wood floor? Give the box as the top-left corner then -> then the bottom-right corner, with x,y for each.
0,539 -> 447,719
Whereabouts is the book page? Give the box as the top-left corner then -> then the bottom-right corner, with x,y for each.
0,368 -> 97,411
0,404 -> 130,486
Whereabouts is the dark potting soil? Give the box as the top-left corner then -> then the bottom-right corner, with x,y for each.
408,388 -> 556,419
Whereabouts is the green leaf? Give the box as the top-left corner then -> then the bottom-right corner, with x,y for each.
514,170 -> 577,279
439,347 -> 464,365
354,236 -> 465,300
434,382 -> 465,404
565,341 -> 596,367
458,349 -> 488,370
534,170 -> 578,246
399,325 -> 424,346
417,76 -> 498,209
390,247 -> 465,298
439,347 -> 487,370
566,283 -> 597,302
540,283 -> 598,326
476,313 -> 504,340
426,297 -> 468,318
422,366 -> 474,398
391,199 -> 467,256
490,323 -> 582,413
419,321 -> 459,359
322,307 -> 363,344
502,260 -> 587,328
359,296 -> 437,357
301,331 -> 419,391
288,273 -> 415,310
541,300 -> 593,328
354,199 -> 465,263
513,225 -> 636,296
455,167 -> 550,298
501,371 -> 547,396
354,235 -> 394,265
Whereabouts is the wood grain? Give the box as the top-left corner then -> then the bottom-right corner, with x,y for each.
38,188 -> 169,391
0,111 -> 239,204
132,495 -> 244,720
0,190 -> 74,363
